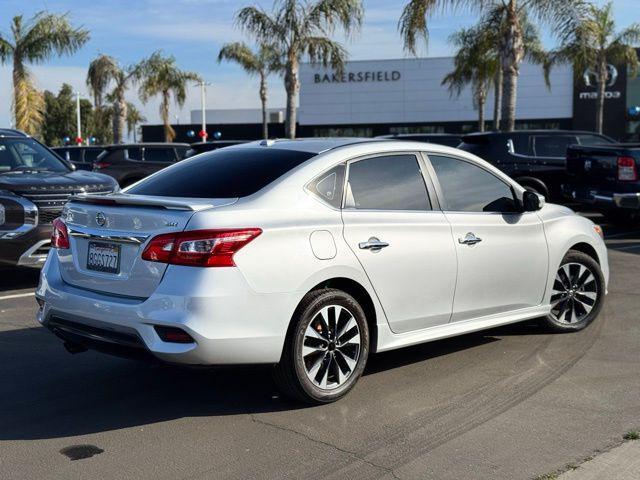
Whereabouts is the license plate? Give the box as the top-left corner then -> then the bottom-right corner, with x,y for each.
87,242 -> 120,274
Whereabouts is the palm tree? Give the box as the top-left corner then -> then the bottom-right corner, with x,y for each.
236,0 -> 363,138
218,42 -> 282,139
442,27 -> 498,132
477,5 -> 550,130
87,54 -> 140,143
137,51 -> 200,142
399,0 -> 582,131
549,2 -> 640,134
126,103 -> 146,142
0,12 -> 89,135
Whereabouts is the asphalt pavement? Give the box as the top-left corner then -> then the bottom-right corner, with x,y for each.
1,214 -> 639,480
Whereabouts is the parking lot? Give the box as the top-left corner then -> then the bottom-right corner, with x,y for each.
1,212 -> 639,480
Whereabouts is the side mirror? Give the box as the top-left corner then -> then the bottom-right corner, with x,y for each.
522,190 -> 545,211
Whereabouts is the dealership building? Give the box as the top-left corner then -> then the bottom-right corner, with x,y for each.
142,55 -> 640,142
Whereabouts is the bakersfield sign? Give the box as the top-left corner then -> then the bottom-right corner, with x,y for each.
314,70 -> 401,84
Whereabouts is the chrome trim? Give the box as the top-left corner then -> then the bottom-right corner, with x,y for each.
458,232 -> 483,245
613,193 -> 640,209
17,239 -> 50,267
358,237 -> 390,251
67,225 -> 149,245
0,192 -> 38,238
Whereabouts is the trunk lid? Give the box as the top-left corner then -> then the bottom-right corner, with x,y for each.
57,194 -> 237,298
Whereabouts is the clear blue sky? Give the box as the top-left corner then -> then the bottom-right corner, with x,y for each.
0,0 -> 637,130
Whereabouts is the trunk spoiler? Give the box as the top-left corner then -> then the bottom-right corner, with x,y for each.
70,193 -> 238,211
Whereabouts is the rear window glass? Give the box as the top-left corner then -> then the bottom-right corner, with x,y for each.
85,148 -> 105,162
127,147 -> 316,198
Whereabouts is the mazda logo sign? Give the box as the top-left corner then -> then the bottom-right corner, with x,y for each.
583,64 -> 618,88
96,212 -> 106,227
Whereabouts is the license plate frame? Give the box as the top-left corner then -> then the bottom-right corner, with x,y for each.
87,241 -> 121,274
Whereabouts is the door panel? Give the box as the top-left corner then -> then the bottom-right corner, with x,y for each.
426,153 -> 549,322
342,210 -> 457,333
446,212 -> 548,321
340,153 -> 457,334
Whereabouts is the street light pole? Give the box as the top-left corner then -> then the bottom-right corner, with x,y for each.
200,81 -> 206,143
76,92 -> 82,145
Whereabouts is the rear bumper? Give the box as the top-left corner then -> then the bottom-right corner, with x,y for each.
36,253 -> 300,365
562,184 -> 640,210
0,224 -> 51,267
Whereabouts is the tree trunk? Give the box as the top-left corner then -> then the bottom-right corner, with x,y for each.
162,90 -> 175,142
478,88 -> 486,133
493,69 -> 502,131
500,0 -> 524,132
259,72 -> 269,140
596,57 -> 607,134
114,91 -> 127,143
284,55 -> 299,139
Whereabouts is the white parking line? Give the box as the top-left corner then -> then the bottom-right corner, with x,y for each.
0,292 -> 35,301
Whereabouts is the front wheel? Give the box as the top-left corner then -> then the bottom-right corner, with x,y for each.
541,250 -> 605,332
273,288 -> 369,404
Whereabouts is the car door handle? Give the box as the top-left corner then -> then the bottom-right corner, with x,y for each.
358,237 -> 390,251
458,232 -> 482,245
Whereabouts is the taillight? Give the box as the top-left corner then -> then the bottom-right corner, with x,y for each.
51,218 -> 70,249
93,161 -> 111,170
617,156 -> 638,181
141,228 -> 262,267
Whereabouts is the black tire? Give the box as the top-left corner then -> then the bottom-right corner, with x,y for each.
541,250 -> 605,332
273,288 -> 370,404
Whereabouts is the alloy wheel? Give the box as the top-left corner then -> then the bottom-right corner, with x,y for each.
550,262 -> 599,324
301,305 -> 361,390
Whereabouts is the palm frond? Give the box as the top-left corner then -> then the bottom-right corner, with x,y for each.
218,42 -> 260,74
236,6 -> 282,44
304,0 -> 363,38
303,36 -> 348,72
20,11 -> 89,64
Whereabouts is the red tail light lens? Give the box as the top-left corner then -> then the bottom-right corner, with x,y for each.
617,156 -> 638,181
154,326 -> 194,343
141,228 -> 262,267
51,218 -> 70,249
93,161 -> 111,170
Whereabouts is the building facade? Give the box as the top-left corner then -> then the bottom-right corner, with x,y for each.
143,55 -> 640,143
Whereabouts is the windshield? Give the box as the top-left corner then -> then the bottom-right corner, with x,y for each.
127,147 -> 316,198
0,138 -> 69,173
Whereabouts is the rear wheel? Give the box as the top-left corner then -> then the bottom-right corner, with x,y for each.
541,250 -> 605,332
274,288 -> 369,404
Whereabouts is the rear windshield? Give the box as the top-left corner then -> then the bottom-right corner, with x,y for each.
127,147 -> 316,198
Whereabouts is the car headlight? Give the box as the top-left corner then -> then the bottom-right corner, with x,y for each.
0,194 -> 38,238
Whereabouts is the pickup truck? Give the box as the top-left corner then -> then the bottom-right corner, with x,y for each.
564,143 -> 640,221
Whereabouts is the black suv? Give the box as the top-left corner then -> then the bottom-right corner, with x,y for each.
376,133 -> 463,148
0,129 -> 117,267
457,130 -> 615,200
51,145 -> 106,170
93,143 -> 190,187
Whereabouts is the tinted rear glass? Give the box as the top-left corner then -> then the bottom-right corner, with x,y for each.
127,147 -> 316,198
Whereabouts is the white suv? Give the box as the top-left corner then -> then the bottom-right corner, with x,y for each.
36,139 -> 608,403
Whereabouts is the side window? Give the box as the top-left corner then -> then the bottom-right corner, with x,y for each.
577,134 -> 613,146
126,147 -> 143,161
345,155 -> 431,211
144,147 -> 176,163
306,164 -> 346,209
85,149 -> 104,163
533,135 -> 576,157
67,149 -> 82,162
429,155 -> 518,213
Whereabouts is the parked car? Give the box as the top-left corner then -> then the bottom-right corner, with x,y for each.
457,130 -> 615,201
51,146 -> 106,170
92,143 -> 190,187
186,140 -> 248,157
0,129 -> 117,267
376,133 -> 463,148
564,142 -> 640,221
37,138 -> 608,403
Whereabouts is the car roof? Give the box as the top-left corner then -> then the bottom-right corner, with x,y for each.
233,137 -> 390,154
0,128 -> 29,138
376,133 -> 462,138
463,130 -> 606,138
103,142 -> 190,149
51,145 -> 105,149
